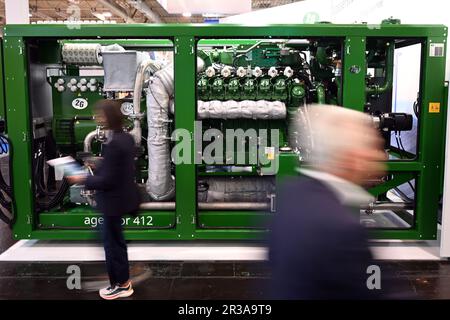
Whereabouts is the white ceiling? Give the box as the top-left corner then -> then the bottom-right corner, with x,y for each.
0,0 -> 304,25
157,0 -> 252,15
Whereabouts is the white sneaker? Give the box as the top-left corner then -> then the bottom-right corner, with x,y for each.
99,283 -> 134,300
99,286 -> 114,296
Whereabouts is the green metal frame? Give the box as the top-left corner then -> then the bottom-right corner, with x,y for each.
0,40 -> 6,123
2,23 -> 447,240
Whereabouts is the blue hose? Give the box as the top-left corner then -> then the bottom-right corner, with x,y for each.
0,135 -> 8,154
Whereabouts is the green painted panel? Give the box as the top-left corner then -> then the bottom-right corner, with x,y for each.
342,36 -> 366,111
39,212 -> 175,229
174,36 -> 197,239
4,37 -> 34,239
413,36 -> 447,239
4,24 -> 447,38
198,211 -> 271,229
0,41 -> 5,123
62,39 -> 173,48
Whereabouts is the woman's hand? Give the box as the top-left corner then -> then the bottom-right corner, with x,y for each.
85,160 -> 98,170
66,175 -> 87,185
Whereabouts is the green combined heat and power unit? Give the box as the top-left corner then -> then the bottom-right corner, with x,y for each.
0,19 -> 447,240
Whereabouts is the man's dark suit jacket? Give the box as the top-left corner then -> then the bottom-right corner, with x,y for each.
85,131 -> 140,217
269,175 -> 381,299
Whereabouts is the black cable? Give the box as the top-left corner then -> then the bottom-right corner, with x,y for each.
297,72 -> 314,88
393,131 -> 416,193
32,142 -> 47,197
36,178 -> 70,212
33,142 -> 44,195
0,169 -> 12,196
413,92 -> 420,118
299,51 -> 309,68
37,144 -> 48,195
394,131 -> 408,159
0,210 -> 11,225
396,131 -> 416,192
0,191 -> 11,211
38,149 -> 47,192
394,131 -> 402,156
398,131 -> 407,154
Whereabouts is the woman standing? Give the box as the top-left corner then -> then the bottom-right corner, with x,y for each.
68,99 -> 140,300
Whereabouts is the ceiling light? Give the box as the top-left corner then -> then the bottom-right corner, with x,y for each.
92,12 -> 106,21
182,12 -> 192,17
202,13 -> 221,18
103,12 -> 112,17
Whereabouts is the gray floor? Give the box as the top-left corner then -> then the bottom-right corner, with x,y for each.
0,259 -> 449,299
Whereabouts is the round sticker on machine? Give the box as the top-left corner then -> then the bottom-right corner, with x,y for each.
72,98 -> 88,110
121,102 -> 135,116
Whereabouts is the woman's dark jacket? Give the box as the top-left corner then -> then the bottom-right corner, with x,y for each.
85,131 -> 140,217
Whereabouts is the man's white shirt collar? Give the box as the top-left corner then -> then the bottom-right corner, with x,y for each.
297,168 -> 374,207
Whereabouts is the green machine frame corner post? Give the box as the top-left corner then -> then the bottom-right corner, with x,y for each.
0,23 -> 447,241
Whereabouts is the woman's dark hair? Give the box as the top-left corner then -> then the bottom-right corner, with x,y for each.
95,99 -> 124,132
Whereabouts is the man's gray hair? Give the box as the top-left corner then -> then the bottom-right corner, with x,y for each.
295,104 -> 374,168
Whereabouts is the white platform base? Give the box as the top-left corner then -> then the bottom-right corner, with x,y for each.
0,240 -> 268,262
370,240 -> 441,260
0,239 -> 444,262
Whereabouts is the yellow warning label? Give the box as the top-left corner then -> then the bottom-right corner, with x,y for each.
429,102 -> 440,113
265,147 -> 275,160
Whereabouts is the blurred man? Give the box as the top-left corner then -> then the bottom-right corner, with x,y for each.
269,105 -> 386,299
